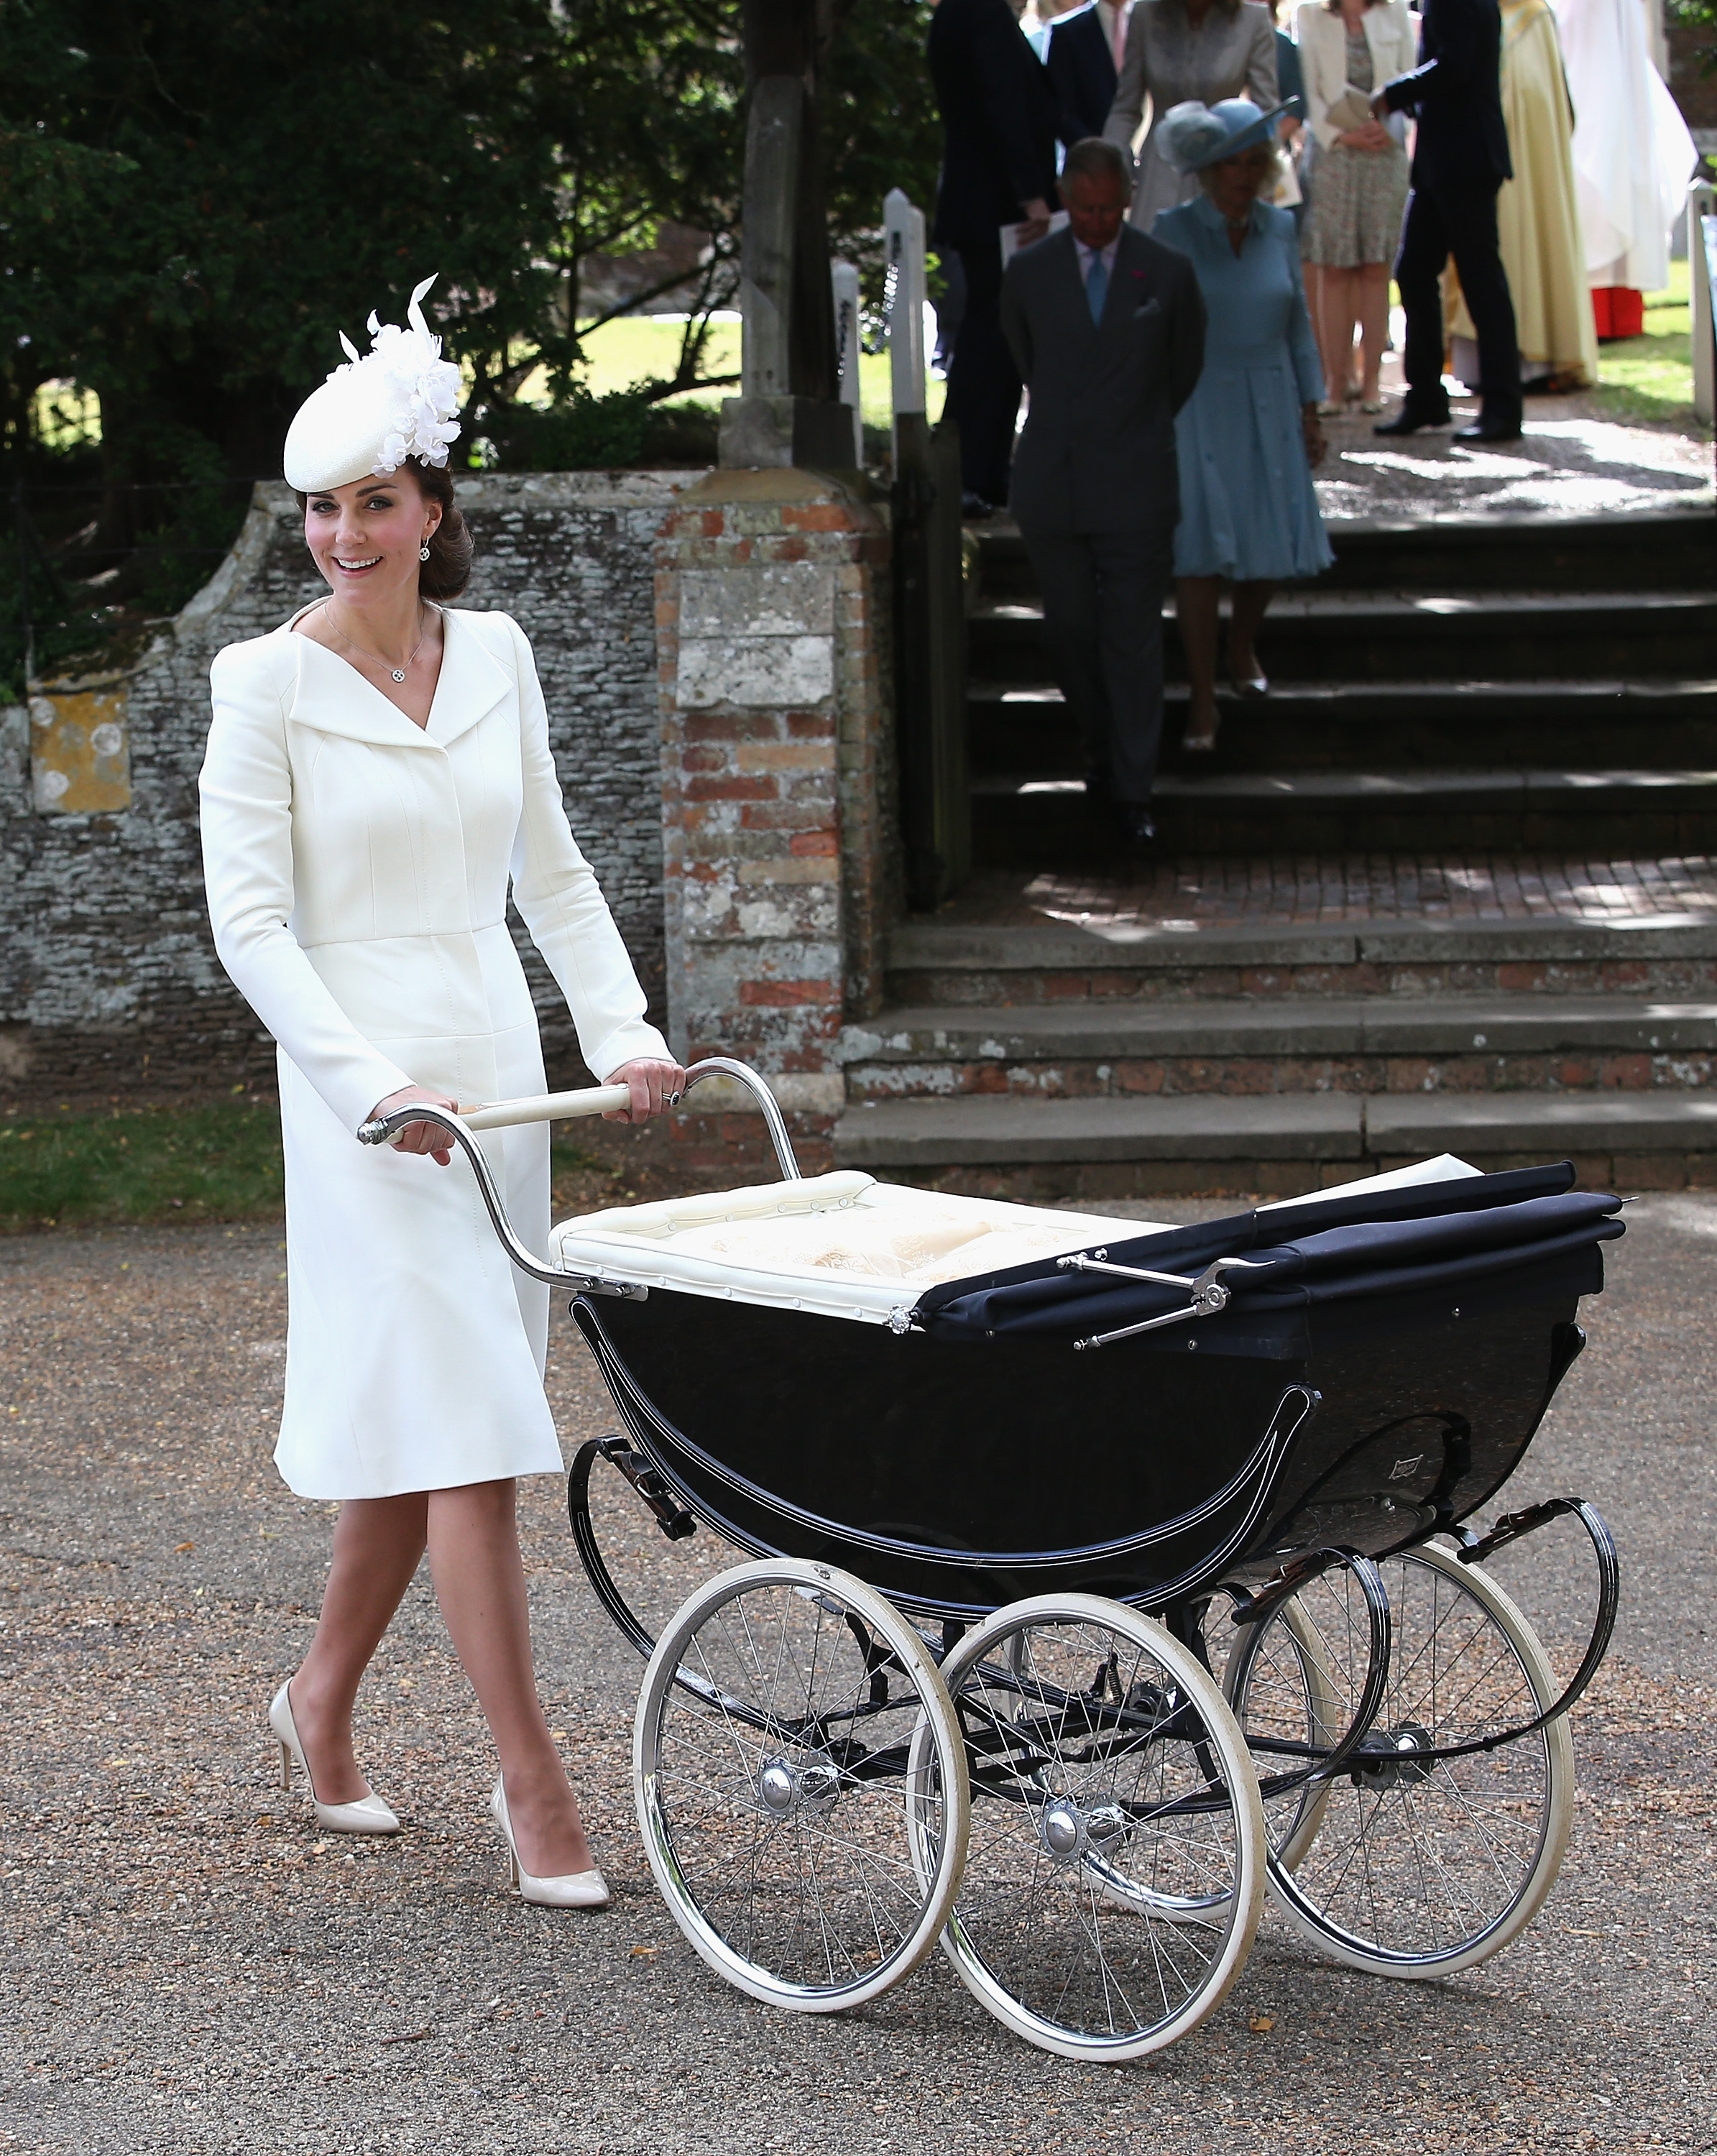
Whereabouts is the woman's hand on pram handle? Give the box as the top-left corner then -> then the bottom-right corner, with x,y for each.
601,1057 -> 689,1125
367,1084 -> 461,1165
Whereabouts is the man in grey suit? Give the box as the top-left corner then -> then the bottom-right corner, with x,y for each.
1001,137 -> 1205,852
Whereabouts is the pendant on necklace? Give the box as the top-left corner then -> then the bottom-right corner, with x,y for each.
390,668 -> 406,683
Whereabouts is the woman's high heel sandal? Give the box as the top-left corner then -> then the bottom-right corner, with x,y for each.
270,1682 -> 401,1835
491,1779 -> 609,1909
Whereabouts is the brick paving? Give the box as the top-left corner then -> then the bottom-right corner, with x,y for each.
943,857 -> 1717,934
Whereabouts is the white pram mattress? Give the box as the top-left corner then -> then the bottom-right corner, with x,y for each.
551,1173 -> 1166,1326
549,1156 -> 1482,1327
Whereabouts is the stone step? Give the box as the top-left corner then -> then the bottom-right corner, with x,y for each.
972,768 -> 1717,863
832,1086 -> 1717,1174
967,591 -> 1716,687
973,510 -> 1717,599
886,913 -> 1717,1005
968,679 -> 1717,779
840,993 -> 1717,1099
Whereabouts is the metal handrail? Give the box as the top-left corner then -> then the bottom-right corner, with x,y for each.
354,1056 -> 802,1286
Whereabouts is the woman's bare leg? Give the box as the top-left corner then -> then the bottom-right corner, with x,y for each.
1357,262 -> 1391,402
1177,576 -> 1223,743
288,1493 -> 429,1804
1228,581 -> 1277,683
426,1479 -> 591,1879
1317,265 -> 1359,401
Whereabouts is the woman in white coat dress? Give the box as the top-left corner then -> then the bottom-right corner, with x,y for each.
199,280 -> 683,1907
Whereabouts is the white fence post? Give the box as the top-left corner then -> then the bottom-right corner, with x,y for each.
831,259 -> 864,466
882,189 -> 928,441
1691,180 -> 1716,428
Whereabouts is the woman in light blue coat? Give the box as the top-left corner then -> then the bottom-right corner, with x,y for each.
1154,98 -> 1332,750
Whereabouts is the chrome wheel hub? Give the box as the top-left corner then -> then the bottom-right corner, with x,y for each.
755,1752 -> 840,1818
1039,1792 -> 1131,1867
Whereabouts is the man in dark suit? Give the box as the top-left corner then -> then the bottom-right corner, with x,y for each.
1044,1 -> 1124,150
1001,137 -> 1205,852
1372,0 -> 1522,442
928,0 -> 1062,512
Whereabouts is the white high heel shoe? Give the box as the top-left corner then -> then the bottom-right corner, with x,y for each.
269,1682 -> 401,1835
491,1779 -> 609,1909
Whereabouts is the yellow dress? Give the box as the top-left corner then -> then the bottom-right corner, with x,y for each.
1445,0 -> 1598,387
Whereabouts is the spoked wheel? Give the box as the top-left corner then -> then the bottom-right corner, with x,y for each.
1221,1591 -> 1340,1876
633,1558 -> 969,2012
929,1594 -> 1266,2061
1225,1542 -> 1575,1977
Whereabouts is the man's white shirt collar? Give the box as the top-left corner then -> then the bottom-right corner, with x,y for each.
1074,236 -> 1122,274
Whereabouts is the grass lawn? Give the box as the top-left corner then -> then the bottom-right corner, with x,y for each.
1591,259 -> 1706,430
556,313 -> 946,433
0,1102 -> 604,1233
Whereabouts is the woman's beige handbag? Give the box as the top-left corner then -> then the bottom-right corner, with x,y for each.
1325,86 -> 1376,131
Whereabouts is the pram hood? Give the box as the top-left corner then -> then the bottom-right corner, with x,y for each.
915,1161 -> 1625,1342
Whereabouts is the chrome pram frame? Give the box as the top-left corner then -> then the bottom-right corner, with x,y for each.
362,1059 -> 1621,2063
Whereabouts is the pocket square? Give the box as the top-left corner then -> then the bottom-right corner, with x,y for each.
1132,297 -> 1162,317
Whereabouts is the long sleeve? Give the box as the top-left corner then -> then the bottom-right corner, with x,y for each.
1103,6 -> 1148,161
1381,0 -> 1488,109
1244,7 -> 1279,106
973,3 -> 1057,208
1167,254 -> 1207,413
503,619 -> 668,1084
200,645 -> 414,1133
1282,230 -> 1325,402
1000,259 -> 1035,382
1297,8 -> 1344,150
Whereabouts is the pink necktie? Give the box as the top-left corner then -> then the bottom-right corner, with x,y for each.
1112,3 -> 1128,70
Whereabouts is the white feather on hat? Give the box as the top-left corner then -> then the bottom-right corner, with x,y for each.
282,275 -> 463,493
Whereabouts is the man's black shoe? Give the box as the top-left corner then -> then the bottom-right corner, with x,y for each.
961,491 -> 996,520
1372,408 -> 1452,437
1453,418 -> 1523,443
1115,803 -> 1157,856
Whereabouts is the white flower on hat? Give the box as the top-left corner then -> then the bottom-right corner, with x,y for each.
283,275 -> 463,493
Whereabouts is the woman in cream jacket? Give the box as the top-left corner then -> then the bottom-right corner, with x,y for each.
1295,0 -> 1417,405
200,282 -> 681,1907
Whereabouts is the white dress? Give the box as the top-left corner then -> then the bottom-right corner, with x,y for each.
199,606 -> 668,1501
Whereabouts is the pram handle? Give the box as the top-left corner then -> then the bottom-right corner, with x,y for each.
460,1084 -> 633,1128
354,1056 -> 803,1287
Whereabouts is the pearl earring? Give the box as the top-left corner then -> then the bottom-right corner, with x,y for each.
419,543 -> 431,561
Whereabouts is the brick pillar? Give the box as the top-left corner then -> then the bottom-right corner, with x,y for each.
655,468 -> 895,1176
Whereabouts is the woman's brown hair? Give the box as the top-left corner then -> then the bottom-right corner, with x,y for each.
406,459 -> 474,600
292,459 -> 474,600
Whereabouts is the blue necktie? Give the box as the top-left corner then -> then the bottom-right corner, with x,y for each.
1086,250 -> 1108,325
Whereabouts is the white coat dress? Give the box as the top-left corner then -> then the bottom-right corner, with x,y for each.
199,605 -> 668,1502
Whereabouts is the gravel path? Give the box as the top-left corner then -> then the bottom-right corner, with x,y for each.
0,1197 -> 1711,2153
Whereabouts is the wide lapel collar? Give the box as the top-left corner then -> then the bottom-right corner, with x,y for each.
287,631 -> 436,749
282,607 -> 512,749
425,608 -> 512,748
1098,226 -> 1151,330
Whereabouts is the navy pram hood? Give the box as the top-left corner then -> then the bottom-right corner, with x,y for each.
916,1162 -> 1624,1342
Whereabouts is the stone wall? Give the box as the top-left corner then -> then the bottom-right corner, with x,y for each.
1,471 -> 697,1105
653,469 -> 897,1178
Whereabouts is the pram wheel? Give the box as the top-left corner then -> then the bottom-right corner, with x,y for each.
1221,1593 -> 1339,1876
1227,1542 -> 1575,1976
632,1557 -> 969,2012
931,1594 -> 1266,2061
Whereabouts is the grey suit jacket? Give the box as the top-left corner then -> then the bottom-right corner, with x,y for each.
1000,224 -> 1205,535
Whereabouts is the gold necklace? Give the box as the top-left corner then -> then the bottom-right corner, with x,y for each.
321,600 -> 435,685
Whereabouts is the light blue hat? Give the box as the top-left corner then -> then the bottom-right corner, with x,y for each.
1156,98 -> 1291,174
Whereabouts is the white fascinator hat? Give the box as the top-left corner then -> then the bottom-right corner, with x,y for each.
282,274 -> 463,493
1156,98 -> 1291,175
